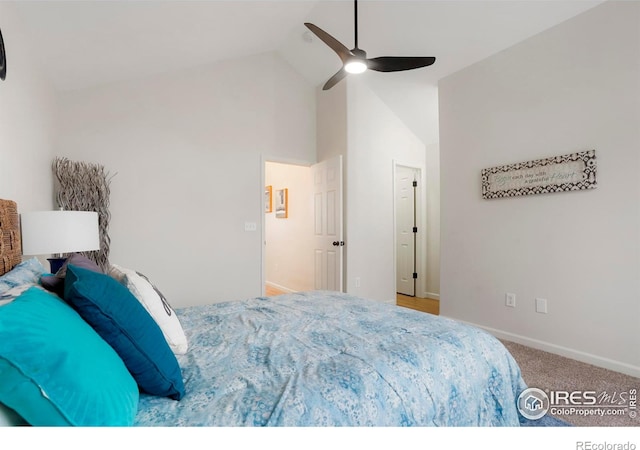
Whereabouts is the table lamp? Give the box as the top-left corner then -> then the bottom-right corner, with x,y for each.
20,210 -> 100,273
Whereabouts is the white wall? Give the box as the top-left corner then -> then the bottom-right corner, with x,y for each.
439,1 -> 640,376
345,80 -> 426,303
316,81 -> 348,163
55,52 -> 316,307
424,142 -> 440,300
265,161 -> 313,293
0,3 -> 56,213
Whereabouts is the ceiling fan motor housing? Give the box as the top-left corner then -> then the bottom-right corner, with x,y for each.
345,48 -> 368,73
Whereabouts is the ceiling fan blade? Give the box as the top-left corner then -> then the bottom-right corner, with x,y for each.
367,56 -> 436,73
0,27 -> 6,81
304,23 -> 353,63
322,68 -> 348,91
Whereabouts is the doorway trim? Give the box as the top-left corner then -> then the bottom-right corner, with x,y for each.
392,160 -> 427,299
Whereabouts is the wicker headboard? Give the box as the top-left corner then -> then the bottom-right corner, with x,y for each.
0,199 -> 22,276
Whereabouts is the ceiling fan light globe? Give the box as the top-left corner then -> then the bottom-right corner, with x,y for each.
345,60 -> 367,74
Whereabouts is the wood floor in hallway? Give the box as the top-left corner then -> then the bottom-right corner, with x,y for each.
265,285 -> 288,297
396,294 -> 439,315
265,286 -> 439,316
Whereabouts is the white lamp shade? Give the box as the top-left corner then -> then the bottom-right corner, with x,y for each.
20,211 -> 100,256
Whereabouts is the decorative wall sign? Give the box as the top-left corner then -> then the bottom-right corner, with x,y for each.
482,150 -> 597,199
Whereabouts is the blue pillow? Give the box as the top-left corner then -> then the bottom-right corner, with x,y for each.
0,286 -> 139,426
64,264 -> 185,400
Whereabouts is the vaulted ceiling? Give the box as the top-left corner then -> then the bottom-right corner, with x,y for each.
12,0 -> 603,144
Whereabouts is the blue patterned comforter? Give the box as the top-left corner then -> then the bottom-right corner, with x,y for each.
135,291 -> 527,426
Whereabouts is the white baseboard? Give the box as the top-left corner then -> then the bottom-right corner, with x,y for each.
265,281 -> 296,294
423,291 -> 440,300
441,316 -> 640,378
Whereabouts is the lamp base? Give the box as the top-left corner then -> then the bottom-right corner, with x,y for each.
47,258 -> 67,274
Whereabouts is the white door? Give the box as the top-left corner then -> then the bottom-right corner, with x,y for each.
396,166 -> 418,296
312,156 -> 344,291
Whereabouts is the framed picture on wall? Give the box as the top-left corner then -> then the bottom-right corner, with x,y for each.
275,188 -> 288,219
265,186 -> 272,213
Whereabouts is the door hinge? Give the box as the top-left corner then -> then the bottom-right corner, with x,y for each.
412,226 -> 418,233
412,180 -> 417,187
412,272 -> 418,279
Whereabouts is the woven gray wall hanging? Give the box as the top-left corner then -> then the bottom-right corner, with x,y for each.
52,157 -> 115,271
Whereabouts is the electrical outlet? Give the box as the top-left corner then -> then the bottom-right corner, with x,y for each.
355,277 -> 361,288
505,293 -> 516,307
536,298 -> 548,314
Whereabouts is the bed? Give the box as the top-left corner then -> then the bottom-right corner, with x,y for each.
0,198 -> 528,427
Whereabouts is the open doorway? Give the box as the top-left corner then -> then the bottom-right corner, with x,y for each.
394,162 -> 439,315
262,156 -> 345,296
395,164 -> 422,297
263,160 -> 314,295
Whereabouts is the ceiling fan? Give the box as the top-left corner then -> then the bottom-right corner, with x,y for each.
305,0 -> 435,91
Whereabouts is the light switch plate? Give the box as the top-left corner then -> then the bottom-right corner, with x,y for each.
536,298 -> 548,314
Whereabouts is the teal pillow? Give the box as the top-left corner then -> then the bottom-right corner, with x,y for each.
0,286 -> 139,426
64,264 -> 185,400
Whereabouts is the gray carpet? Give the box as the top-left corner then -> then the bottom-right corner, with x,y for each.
501,339 -> 639,427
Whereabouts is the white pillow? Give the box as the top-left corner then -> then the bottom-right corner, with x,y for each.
107,264 -> 127,283
108,264 -> 188,355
